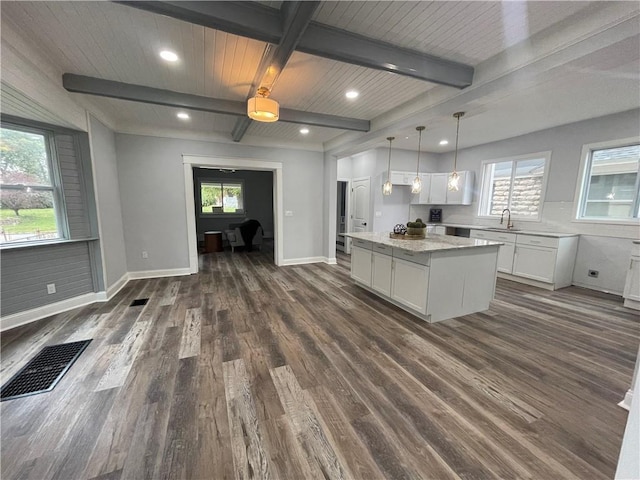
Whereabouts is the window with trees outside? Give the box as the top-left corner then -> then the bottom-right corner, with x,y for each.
0,126 -> 61,244
200,180 -> 244,215
576,143 -> 640,221
478,152 -> 549,219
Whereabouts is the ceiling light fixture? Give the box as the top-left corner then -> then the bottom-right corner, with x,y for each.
247,86 -> 279,122
159,50 -> 179,62
448,112 -> 465,191
439,139 -> 449,145
383,136 -> 395,196
177,112 -> 190,120
411,126 -> 425,194
345,90 -> 359,99
299,127 -> 309,134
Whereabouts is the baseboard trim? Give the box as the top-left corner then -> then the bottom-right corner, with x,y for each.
128,268 -> 192,280
619,389 -> 633,411
1,268 -> 192,332
623,297 -> 640,311
0,293 -> 100,332
572,281 -> 624,297
324,257 -> 338,265
280,256 -> 325,266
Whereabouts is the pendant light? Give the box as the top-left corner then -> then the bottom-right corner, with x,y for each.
411,126 -> 425,194
448,112 -> 465,191
383,136 -> 395,196
247,87 -> 279,122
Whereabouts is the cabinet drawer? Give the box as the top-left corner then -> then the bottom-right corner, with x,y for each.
471,230 -> 516,243
516,234 -> 558,248
373,243 -> 392,255
393,248 -> 430,266
352,238 -> 373,249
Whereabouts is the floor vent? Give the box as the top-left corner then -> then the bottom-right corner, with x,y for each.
130,298 -> 149,307
1,340 -> 92,401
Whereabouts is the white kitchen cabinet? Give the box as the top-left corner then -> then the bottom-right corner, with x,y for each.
513,244 -> 557,283
390,171 -> 414,185
372,251 -> 393,296
429,173 -> 448,204
471,229 -> 515,273
350,246 -> 372,286
445,171 -> 475,205
391,257 -> 429,314
434,226 -> 446,235
623,242 -> 640,310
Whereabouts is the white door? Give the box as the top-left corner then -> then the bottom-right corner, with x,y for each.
351,178 -> 371,232
513,245 -> 557,283
497,243 -> 516,274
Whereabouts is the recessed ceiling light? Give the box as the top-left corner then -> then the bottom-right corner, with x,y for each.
439,139 -> 449,145
345,90 -> 359,99
177,112 -> 190,120
160,50 -> 179,62
299,127 -> 310,134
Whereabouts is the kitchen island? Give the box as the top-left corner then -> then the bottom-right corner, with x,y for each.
346,232 -> 502,323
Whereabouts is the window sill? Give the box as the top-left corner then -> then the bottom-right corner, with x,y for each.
0,237 -> 99,251
571,218 -> 640,226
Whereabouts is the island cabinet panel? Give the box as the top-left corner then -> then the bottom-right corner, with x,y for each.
372,251 -> 392,297
391,258 -> 429,314
351,246 -> 372,286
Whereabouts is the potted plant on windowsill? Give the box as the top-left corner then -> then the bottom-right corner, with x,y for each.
406,218 -> 427,237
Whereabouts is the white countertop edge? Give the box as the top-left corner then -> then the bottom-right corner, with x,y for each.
345,232 -> 503,253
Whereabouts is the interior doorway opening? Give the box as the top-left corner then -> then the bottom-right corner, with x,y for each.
336,180 -> 348,253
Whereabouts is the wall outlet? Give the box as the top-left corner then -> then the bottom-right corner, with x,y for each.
47,283 -> 56,294
375,211 -> 382,217
285,210 -> 293,217
588,269 -> 599,278
142,251 -> 148,259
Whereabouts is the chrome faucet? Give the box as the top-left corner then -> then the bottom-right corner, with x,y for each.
500,208 -> 514,229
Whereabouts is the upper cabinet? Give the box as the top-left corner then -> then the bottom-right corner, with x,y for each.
390,171 -> 414,185
409,171 -> 474,205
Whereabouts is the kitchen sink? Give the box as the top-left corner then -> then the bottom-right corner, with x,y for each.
484,227 -> 521,232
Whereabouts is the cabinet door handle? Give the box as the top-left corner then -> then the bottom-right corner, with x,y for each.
530,240 -> 541,244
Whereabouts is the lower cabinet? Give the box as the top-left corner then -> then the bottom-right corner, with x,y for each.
390,258 -> 429,314
623,243 -> 640,310
351,246 -> 372,286
512,244 -> 556,283
372,252 -> 392,296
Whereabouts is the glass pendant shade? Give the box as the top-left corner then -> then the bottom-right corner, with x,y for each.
383,136 -> 395,196
412,126 -> 425,194
448,112 -> 465,191
448,171 -> 460,191
411,175 -> 422,194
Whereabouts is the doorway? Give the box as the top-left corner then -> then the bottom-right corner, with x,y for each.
182,155 -> 284,272
336,180 -> 348,252
351,177 -> 371,234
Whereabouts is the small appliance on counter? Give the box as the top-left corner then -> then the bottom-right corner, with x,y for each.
429,208 -> 442,223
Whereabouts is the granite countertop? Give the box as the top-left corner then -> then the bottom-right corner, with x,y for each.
345,232 -> 502,253
427,223 -> 579,238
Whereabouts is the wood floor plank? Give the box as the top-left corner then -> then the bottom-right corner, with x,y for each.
178,307 -> 201,359
223,358 -> 274,480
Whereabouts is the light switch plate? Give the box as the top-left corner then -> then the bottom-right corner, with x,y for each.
285,210 -> 293,217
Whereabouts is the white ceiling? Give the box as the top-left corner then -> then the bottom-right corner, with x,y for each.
1,1 -> 639,153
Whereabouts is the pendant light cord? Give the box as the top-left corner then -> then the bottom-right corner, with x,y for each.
386,137 -> 394,180
415,126 -> 424,175
452,112 -> 464,172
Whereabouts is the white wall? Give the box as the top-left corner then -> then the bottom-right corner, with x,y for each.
115,133 -> 325,272
428,109 -> 640,294
88,115 -> 128,290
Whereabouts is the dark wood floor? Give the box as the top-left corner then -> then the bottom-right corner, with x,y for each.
1,243 -> 638,480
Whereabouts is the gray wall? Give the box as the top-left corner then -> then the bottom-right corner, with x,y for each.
193,168 -> 274,239
1,116 -> 100,317
89,115 -> 127,290
415,109 -> 640,294
115,133 -> 324,271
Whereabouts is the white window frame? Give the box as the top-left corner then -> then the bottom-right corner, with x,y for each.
0,123 -> 66,245
573,137 -> 640,225
198,178 -> 246,217
477,151 -> 551,222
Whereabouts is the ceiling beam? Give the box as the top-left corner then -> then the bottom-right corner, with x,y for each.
232,1 -> 320,142
117,1 -> 474,88
62,73 -> 370,132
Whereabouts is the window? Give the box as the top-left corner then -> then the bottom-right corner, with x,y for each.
478,152 -> 549,219
0,125 -> 62,244
200,180 -> 244,215
576,142 -> 639,221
